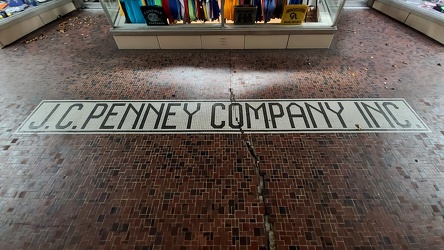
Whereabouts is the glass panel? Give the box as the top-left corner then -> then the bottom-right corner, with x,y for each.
100,0 -> 120,27
222,0 -> 336,28
0,0 -> 63,25
104,0 -> 223,29
390,0 -> 444,20
323,0 -> 346,26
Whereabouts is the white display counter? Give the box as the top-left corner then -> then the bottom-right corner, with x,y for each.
0,0 -> 76,48
369,0 -> 444,44
100,0 -> 347,49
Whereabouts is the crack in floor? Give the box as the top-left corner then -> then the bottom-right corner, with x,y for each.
228,87 -> 276,250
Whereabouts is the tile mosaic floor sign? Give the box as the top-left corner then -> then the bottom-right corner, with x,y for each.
16,99 -> 430,134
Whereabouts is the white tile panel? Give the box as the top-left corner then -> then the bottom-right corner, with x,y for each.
201,35 -> 244,49
158,36 -> 202,49
287,34 -> 334,49
405,14 -> 444,45
373,1 -> 409,23
114,36 -> 160,49
39,2 -> 76,24
244,35 -> 289,49
0,16 -> 45,46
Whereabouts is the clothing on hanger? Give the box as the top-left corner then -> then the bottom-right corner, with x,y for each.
263,0 -> 275,22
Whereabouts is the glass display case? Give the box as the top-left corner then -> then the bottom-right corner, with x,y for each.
100,0 -> 347,49
369,0 -> 444,44
0,0 -> 77,47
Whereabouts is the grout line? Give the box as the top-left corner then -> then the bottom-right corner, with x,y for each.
245,140 -> 276,250
228,87 -> 276,250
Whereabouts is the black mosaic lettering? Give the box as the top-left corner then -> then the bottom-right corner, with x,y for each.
118,103 -> 146,129
211,103 -> 225,129
246,103 -> 269,129
268,103 -> 284,129
55,103 -> 83,129
183,103 -> 201,129
325,102 -> 346,128
29,104 -> 60,129
161,103 -> 181,129
18,99 -> 429,134
354,102 -> 373,128
81,103 -> 108,129
383,102 -> 412,128
229,103 -> 243,129
100,103 -> 126,129
139,103 -> 165,129
361,102 -> 394,128
286,103 -> 310,128
305,102 -> 332,128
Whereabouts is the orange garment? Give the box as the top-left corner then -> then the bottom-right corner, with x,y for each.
224,0 -> 236,21
0,3 -> 8,10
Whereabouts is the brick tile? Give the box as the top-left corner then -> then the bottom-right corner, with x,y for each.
0,8 -> 443,250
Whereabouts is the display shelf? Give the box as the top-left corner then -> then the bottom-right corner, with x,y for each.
101,0 -> 346,49
0,0 -> 76,48
369,0 -> 444,44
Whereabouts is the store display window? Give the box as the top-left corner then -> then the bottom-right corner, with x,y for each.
101,0 -> 346,29
0,0 -> 53,20
0,0 -> 76,48
403,0 -> 444,15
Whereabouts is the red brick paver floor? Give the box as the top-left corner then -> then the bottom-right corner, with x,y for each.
1,8 -> 444,250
